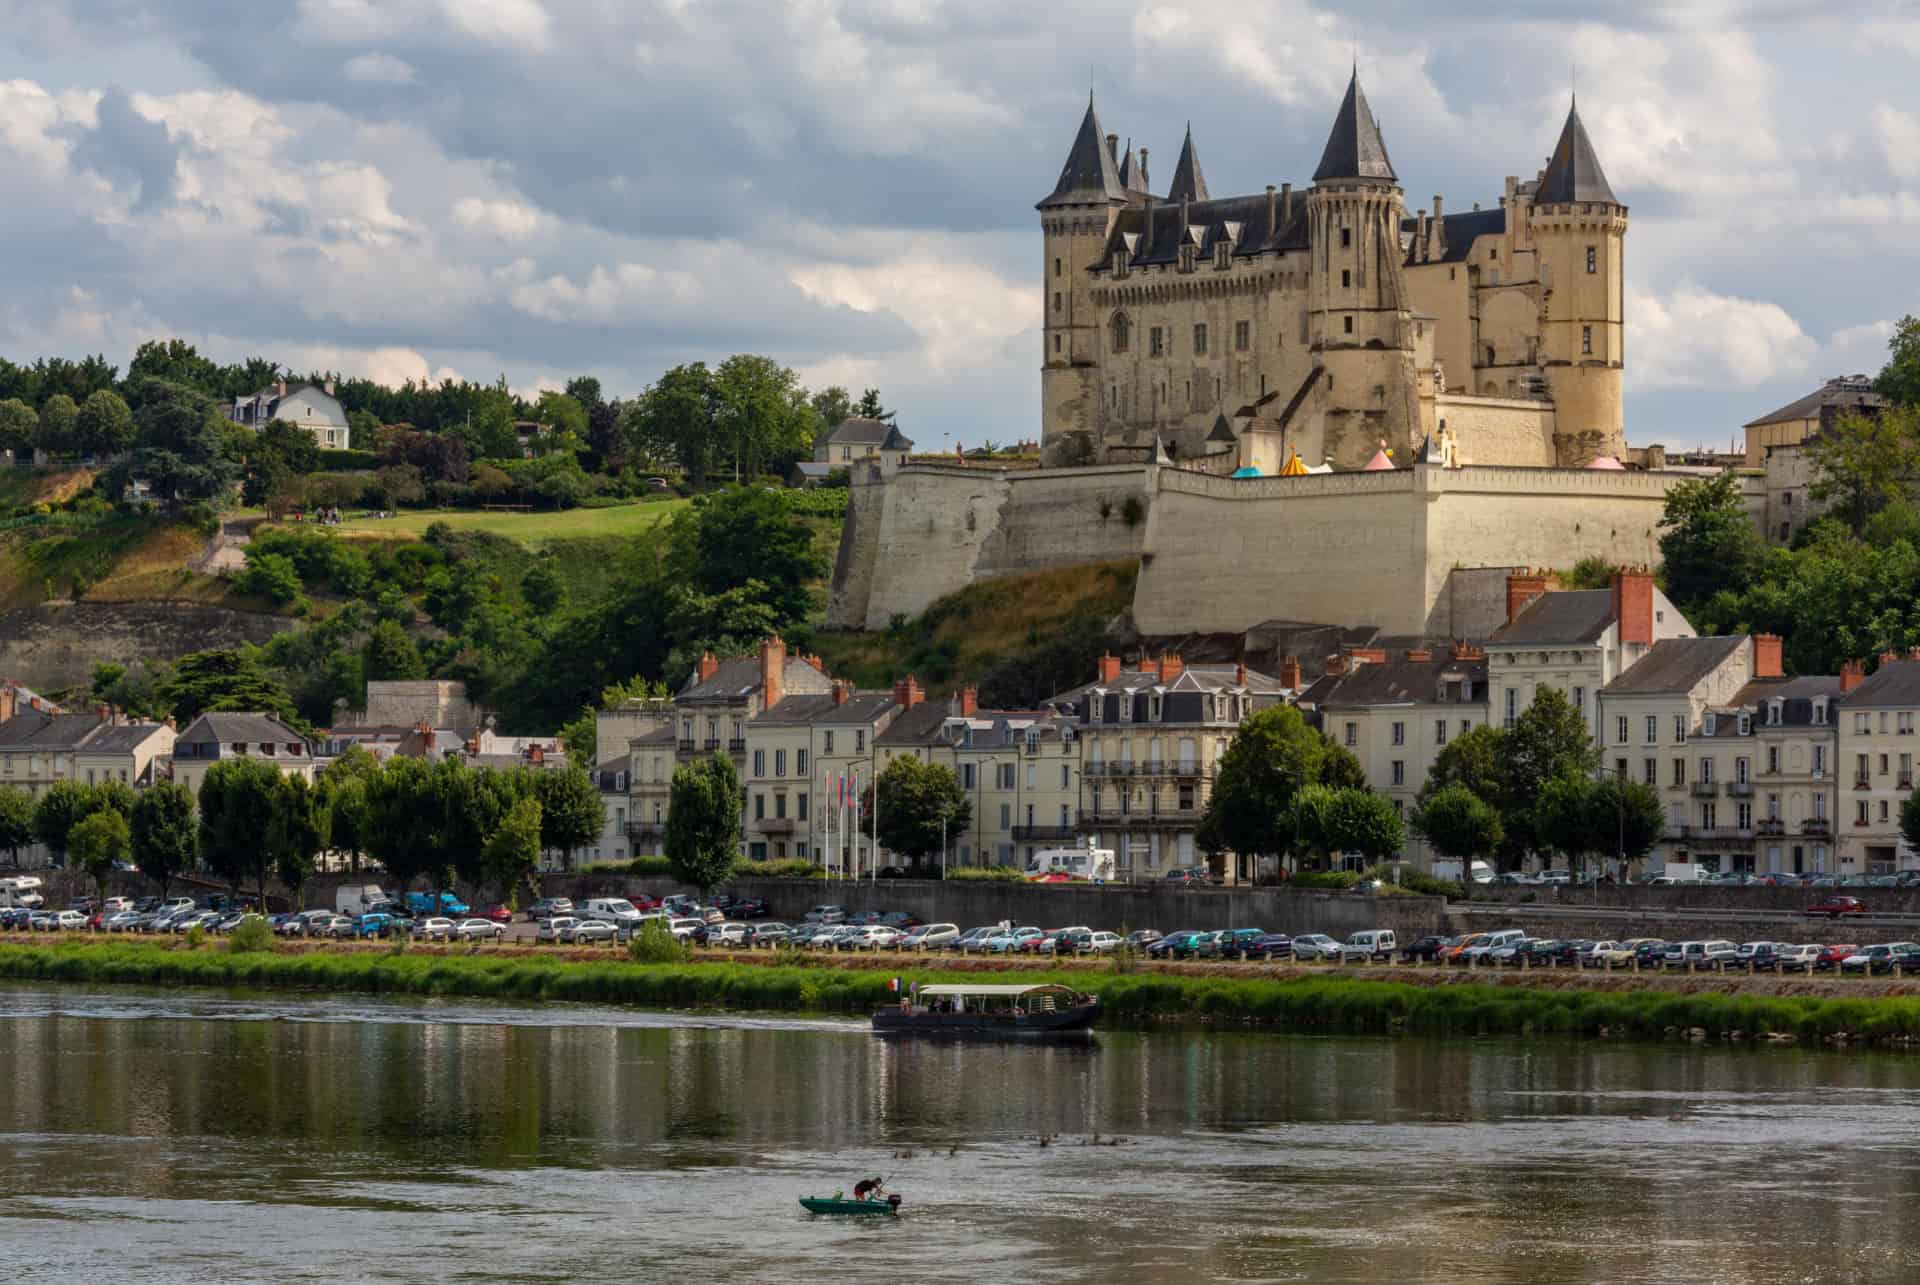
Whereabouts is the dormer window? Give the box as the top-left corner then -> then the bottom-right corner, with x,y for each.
1737,713 -> 1751,736
1704,714 -> 1716,736
1149,694 -> 1163,722
1768,700 -> 1783,726
1813,698 -> 1828,724
1089,695 -> 1102,725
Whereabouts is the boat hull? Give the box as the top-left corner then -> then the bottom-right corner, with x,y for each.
870,1003 -> 1099,1038
800,1197 -> 897,1216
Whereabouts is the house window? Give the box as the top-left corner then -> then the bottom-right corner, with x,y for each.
796,748 -> 807,775
1149,327 -> 1165,357
1391,761 -> 1405,786
774,748 -> 786,777
1504,688 -> 1517,729
1052,292 -> 1062,313
1766,745 -> 1779,774
1615,716 -> 1628,745
1343,316 -> 1354,334
1435,720 -> 1448,746
961,762 -> 976,789
1060,764 -> 1070,789
1699,801 -> 1716,829
1814,744 -> 1827,775
823,731 -> 835,754
1193,324 -> 1208,355
1344,722 -> 1357,748
1110,314 -> 1130,353
1391,722 -> 1405,746
1672,759 -> 1686,787
1053,257 -> 1061,278
855,730 -> 865,752
752,749 -> 765,777
1572,686 -> 1584,714
774,793 -> 786,819
1699,758 -> 1714,784
1674,715 -> 1687,744
1581,326 -> 1593,355
1235,321 -> 1250,351
999,803 -> 1011,830
754,793 -> 765,820
1586,246 -> 1597,274
1643,757 -> 1657,786
798,794 -> 809,820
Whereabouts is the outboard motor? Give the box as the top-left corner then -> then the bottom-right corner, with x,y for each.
887,1194 -> 903,1210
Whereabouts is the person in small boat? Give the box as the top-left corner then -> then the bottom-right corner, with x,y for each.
854,1177 -> 884,1202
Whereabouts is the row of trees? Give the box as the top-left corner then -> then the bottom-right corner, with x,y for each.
13,748 -> 603,911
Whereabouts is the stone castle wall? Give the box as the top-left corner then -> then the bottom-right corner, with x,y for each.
0,602 -> 294,691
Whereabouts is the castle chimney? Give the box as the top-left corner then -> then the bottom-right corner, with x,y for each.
698,651 -> 720,683
1265,185 -> 1277,241
1506,569 -> 1549,625
1841,660 -> 1866,694
1429,195 -> 1445,258
892,675 -> 924,709
760,635 -> 787,710
1097,652 -> 1121,683
1613,567 -> 1654,647
1106,132 -> 1119,164
960,686 -> 978,718
804,653 -> 826,673
97,703 -> 110,723
1138,146 -> 1148,189
1280,182 -> 1293,225
1279,656 -> 1301,689
1416,210 -> 1429,263
1754,634 -> 1784,680
1158,654 -> 1185,683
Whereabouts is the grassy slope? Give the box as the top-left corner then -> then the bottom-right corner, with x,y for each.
305,499 -> 692,549
810,560 -> 1137,690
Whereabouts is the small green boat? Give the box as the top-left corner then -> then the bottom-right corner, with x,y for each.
799,1195 -> 900,1216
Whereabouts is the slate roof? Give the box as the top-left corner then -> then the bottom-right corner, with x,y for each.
0,713 -> 108,750
1400,206 -> 1507,266
1312,71 -> 1396,183
678,656 -> 832,704
1535,101 -> 1618,205
1489,590 -> 1617,646
1317,657 -> 1488,708
1839,661 -> 1920,709
1600,636 -> 1747,695
1730,676 -> 1841,727
1164,125 -> 1209,204
827,417 -> 913,450
750,692 -> 898,727
1037,96 -> 1129,209
1102,189 -> 1310,270
875,701 -> 960,747
1047,663 -> 1288,704
75,723 -> 171,755
178,712 -> 308,747
1206,413 -> 1236,444
1743,380 -> 1885,429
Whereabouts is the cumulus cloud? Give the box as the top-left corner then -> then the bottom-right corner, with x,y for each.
1630,286 -> 1891,394
343,52 -> 416,84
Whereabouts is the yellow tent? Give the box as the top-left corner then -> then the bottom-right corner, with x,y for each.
1278,452 -> 1308,477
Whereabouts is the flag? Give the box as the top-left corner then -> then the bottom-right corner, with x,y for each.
888,976 -> 900,993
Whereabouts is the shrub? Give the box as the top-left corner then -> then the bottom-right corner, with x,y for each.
732,858 -> 822,879
946,865 -> 1024,882
317,449 -> 378,472
184,924 -> 206,950
1291,870 -> 1365,890
627,918 -> 690,964
630,855 -> 674,876
181,502 -> 220,537
227,917 -> 274,954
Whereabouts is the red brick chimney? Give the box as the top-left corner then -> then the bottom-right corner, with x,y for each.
1841,659 -> 1866,693
1278,656 -> 1300,689
759,635 -> 787,710
1326,654 -> 1348,677
1097,652 -> 1121,683
1348,647 -> 1386,666
1882,650 -> 1901,668
1136,657 -> 1157,673
1158,654 -> 1185,683
960,686 -> 978,717
1506,569 -> 1549,624
832,681 -> 848,707
1753,634 -> 1784,679
698,651 -> 720,683
1450,640 -> 1485,661
1406,647 -> 1432,662
804,653 -> 826,673
892,675 -> 924,708
1613,566 -> 1654,646
97,703 -> 111,723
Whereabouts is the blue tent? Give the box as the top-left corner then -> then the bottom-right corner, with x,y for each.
1230,466 -> 1261,478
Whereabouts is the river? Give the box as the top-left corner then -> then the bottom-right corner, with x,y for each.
2,983 -> 1919,1282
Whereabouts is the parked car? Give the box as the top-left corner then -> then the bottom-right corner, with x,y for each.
1400,935 -> 1453,963
411,917 -> 456,942
1487,937 -> 1538,966
1340,930 -> 1398,962
1815,943 -> 1860,972
1146,930 -> 1206,959
1123,929 -> 1164,949
1808,896 -> 1869,918
103,910 -> 144,933
667,917 -> 707,941
1776,943 -> 1823,970
451,918 -> 504,942
406,892 -> 470,917
315,914 -> 356,939
704,921 -> 753,947
528,898 -> 574,922
171,910 -> 222,934
560,919 -> 616,945
804,905 -> 847,924
1632,939 -> 1672,967
1289,933 -> 1342,962
1663,940 -> 1739,970
536,916 -> 577,944
1084,931 -> 1124,954
901,923 -> 960,952
1438,933 -> 1488,962
1462,929 -> 1526,964
51,909 -> 89,931
747,922 -> 793,947
1216,927 -> 1269,960
1162,867 -> 1213,886
481,904 -> 513,924
1242,932 -> 1294,961
985,927 -> 1044,954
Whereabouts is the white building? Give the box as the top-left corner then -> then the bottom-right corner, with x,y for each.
229,378 -> 351,450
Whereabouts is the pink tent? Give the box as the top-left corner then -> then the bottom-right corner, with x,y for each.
1585,455 -> 1626,470
1361,448 -> 1394,471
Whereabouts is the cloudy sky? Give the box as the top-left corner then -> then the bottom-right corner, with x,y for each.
1,1 -> 1913,449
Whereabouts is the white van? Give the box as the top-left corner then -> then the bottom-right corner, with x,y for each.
335,884 -> 388,915
0,876 -> 45,909
1341,930 -> 1397,962
1461,928 -> 1525,962
581,898 -> 642,926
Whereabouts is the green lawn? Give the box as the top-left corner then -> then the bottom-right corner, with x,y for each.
305,500 -> 692,549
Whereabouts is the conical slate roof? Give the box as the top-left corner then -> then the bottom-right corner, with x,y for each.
1536,99 -> 1618,205
1165,124 -> 1209,203
1038,95 -> 1128,209
1312,71 -> 1396,183
1117,138 -> 1150,195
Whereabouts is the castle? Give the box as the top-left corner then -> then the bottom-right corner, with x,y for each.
1038,75 -> 1628,472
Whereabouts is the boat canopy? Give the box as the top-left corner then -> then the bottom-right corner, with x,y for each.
915,983 -> 1081,998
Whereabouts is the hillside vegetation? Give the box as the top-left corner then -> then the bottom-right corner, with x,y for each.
281,496 -> 693,549
811,560 -> 1136,705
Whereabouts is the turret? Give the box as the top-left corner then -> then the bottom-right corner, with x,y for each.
1305,71 -> 1418,468
1531,98 -> 1628,465
1038,95 -> 1131,459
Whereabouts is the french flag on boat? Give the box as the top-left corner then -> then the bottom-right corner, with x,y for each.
888,977 -> 901,993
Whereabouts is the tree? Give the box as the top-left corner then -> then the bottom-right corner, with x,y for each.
362,619 -> 426,682
1657,471 -> 1763,608
1501,687 -> 1600,862
1324,788 -> 1405,865
36,393 -> 79,455
1806,408 -> 1920,534
256,417 -> 321,475
364,756 -> 440,894
70,809 -> 131,909
1199,705 -> 1327,880
522,560 -> 566,615
866,756 -> 971,869
268,774 -> 328,910
235,551 -> 302,605
0,787 -> 34,865
130,783 -> 197,899
665,751 -> 741,895
156,648 -> 299,725
810,386 -> 853,438
74,389 -> 136,456
712,354 -> 816,480
483,795 -> 543,904
532,768 -> 602,872
197,758 -> 285,909
1532,774 -> 1600,876
33,781 -> 101,866
1876,313 -> 1920,408
1413,783 -> 1503,867
1593,773 -> 1666,876
853,388 -> 890,421
628,362 -> 718,488
347,409 -> 382,450
1417,725 -> 1507,807
679,487 -> 823,626
374,463 -> 426,506
321,775 -> 370,873
534,390 -> 588,441
1282,782 -> 1339,869
0,398 -> 37,459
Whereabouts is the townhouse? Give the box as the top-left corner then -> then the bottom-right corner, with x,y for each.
1835,653 -> 1920,874
744,682 -> 900,868
1737,672 -> 1842,876
170,712 -> 315,796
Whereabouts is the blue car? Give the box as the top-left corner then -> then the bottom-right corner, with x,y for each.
354,912 -> 395,939
405,892 -> 470,917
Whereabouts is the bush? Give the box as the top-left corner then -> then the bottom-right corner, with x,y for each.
732,858 -> 822,879
180,502 -> 221,537
185,924 -> 206,950
627,918 -> 691,964
317,449 -> 379,472
946,865 -> 1024,882
226,917 -> 274,954
1290,870 -> 1366,890
630,855 -> 674,876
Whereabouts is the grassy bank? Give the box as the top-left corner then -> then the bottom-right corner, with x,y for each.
7,941 -> 1920,1048
307,500 -> 692,548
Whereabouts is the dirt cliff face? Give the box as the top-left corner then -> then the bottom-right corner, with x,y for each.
0,602 -> 294,690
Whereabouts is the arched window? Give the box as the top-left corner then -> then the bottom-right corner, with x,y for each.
1110,313 -> 1131,353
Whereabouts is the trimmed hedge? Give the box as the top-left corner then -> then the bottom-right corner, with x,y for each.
315,449 -> 378,471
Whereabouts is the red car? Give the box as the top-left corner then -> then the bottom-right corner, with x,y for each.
1816,943 -> 1860,971
630,893 -> 663,912
1017,928 -> 1069,954
482,904 -> 514,924
1807,896 -> 1868,918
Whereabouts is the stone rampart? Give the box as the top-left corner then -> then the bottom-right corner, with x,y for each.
0,602 -> 294,690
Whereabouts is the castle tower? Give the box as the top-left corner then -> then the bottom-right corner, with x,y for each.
1531,98 -> 1628,465
1305,71 -> 1420,469
1037,95 -> 1131,461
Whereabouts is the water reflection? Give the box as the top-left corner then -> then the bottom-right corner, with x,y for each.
3,985 -> 1920,1282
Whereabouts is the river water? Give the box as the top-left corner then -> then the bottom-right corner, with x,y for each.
2,984 -> 1919,1282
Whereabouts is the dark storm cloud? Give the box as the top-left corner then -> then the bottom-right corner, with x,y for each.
67,87 -> 186,211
